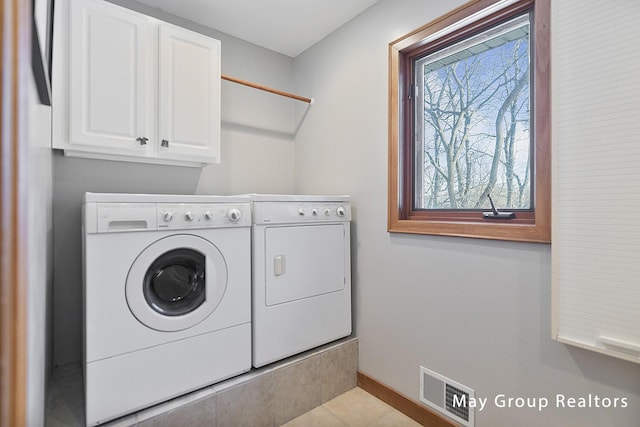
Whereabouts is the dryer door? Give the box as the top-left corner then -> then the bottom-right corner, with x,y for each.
264,224 -> 346,306
126,234 -> 227,331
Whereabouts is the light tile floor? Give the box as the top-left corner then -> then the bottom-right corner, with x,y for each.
281,387 -> 422,427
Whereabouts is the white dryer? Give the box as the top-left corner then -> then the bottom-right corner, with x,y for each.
82,193 -> 251,426
250,194 -> 352,367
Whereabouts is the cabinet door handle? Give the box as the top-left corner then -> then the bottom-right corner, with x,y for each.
161,139 -> 169,148
136,137 -> 148,145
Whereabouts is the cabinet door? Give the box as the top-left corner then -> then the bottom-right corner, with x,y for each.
68,0 -> 155,156
158,25 -> 221,164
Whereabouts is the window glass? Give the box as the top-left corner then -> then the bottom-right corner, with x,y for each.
414,14 -> 531,211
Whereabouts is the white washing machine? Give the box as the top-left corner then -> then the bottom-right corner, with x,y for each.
82,192 -> 251,426
250,194 -> 352,367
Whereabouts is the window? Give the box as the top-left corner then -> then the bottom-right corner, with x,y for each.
388,0 -> 550,242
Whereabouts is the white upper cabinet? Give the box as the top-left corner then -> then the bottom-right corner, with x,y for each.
67,0 -> 155,157
52,0 -> 221,166
158,25 -> 220,164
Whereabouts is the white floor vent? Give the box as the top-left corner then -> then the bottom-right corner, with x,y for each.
419,366 -> 475,427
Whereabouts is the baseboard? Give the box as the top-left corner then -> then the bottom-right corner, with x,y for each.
357,371 -> 456,427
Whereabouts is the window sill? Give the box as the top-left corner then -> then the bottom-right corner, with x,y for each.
387,217 -> 550,243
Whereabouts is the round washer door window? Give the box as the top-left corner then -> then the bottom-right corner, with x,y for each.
144,248 -> 206,316
126,235 -> 227,332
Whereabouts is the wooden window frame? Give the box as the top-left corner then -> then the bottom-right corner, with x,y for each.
388,0 -> 550,243
1,0 -> 29,424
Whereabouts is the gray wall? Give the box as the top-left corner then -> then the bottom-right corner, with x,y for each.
52,0 -> 297,365
292,1 -> 640,426
27,51 -> 54,425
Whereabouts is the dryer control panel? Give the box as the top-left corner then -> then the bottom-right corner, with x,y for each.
252,201 -> 351,225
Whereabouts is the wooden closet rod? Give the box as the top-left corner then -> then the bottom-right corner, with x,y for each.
221,74 -> 314,104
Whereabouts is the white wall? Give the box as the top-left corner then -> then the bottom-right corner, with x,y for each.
27,54 -> 54,426
293,1 -> 640,426
52,0 -> 297,365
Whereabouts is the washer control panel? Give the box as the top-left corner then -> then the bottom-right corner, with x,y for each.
88,202 -> 251,233
157,203 -> 250,229
253,201 -> 351,224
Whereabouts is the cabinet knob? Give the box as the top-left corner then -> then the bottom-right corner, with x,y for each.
136,137 -> 148,145
161,139 -> 169,148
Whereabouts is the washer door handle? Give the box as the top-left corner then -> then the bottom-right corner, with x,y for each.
274,255 -> 286,276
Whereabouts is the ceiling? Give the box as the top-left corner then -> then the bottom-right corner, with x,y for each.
134,0 -> 381,57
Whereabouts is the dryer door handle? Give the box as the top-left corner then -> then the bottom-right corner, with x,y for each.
274,255 -> 286,276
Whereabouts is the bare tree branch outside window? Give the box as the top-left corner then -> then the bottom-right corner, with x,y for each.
415,15 -> 531,210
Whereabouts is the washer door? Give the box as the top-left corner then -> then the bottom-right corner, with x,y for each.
126,234 -> 227,331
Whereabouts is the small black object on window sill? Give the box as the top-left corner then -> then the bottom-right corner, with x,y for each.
483,194 -> 515,219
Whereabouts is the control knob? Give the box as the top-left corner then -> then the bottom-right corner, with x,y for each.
204,211 -> 213,220
324,208 -> 331,216
163,212 -> 174,222
227,208 -> 242,223
298,209 -> 305,216
185,211 -> 194,221
312,209 -> 318,216
336,206 -> 346,218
